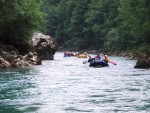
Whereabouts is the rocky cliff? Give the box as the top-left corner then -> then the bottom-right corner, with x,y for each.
32,33 -> 58,60
0,33 -> 57,68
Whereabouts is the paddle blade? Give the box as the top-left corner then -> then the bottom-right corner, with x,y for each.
110,61 -> 117,65
82,61 -> 87,64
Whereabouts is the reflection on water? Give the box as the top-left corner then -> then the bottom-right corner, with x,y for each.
0,52 -> 150,113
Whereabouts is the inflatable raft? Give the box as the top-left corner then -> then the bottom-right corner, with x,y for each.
89,60 -> 109,67
77,55 -> 88,58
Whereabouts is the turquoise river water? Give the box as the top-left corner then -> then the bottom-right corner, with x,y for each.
0,52 -> 150,113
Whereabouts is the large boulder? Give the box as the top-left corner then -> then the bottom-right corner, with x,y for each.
134,58 -> 150,69
31,33 -> 58,60
134,52 -> 150,69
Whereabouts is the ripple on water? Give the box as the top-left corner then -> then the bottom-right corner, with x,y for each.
0,52 -> 150,113
64,107 -> 94,112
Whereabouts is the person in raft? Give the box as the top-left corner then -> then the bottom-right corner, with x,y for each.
88,56 -> 95,62
103,55 -> 109,64
95,54 -> 101,60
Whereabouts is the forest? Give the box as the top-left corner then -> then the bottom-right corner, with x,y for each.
0,0 -> 150,52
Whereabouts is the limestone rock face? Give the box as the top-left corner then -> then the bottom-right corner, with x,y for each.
32,33 -> 58,60
0,32 -> 57,68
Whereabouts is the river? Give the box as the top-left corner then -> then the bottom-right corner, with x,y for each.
0,52 -> 150,113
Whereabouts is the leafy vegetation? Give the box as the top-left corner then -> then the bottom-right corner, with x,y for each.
43,0 -> 150,52
0,0 -> 149,52
0,0 -> 45,46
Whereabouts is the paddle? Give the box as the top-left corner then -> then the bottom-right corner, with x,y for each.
109,61 -> 117,65
82,60 -> 88,64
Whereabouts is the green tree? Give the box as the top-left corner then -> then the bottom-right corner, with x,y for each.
67,0 -> 90,50
42,0 -> 150,52
85,0 -> 119,49
0,0 -> 45,45
118,0 -> 150,50
55,0 -> 68,45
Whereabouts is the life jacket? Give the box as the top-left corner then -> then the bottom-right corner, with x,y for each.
103,56 -> 109,63
95,55 -> 100,60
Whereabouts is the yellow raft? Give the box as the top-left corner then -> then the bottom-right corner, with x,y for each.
77,55 -> 88,58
